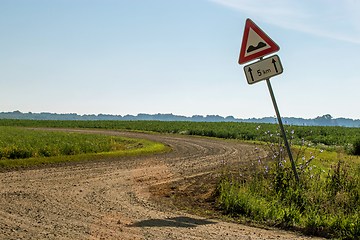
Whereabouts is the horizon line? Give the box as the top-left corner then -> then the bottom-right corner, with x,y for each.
2,110 -> 359,121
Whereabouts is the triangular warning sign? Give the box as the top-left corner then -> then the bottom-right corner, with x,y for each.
238,19 -> 280,65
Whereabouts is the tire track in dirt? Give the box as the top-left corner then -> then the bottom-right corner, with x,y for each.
0,129 -> 324,239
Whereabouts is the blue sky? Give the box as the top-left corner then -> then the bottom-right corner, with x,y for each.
1,0 -> 359,119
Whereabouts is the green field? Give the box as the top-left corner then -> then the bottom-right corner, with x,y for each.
0,126 -> 170,168
0,126 -> 141,159
1,119 -> 360,152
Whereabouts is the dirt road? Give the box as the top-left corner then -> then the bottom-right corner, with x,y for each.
0,129 -> 324,239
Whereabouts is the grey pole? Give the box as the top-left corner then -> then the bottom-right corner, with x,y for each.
266,78 -> 299,183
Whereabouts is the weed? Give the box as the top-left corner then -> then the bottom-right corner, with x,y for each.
218,124 -> 360,239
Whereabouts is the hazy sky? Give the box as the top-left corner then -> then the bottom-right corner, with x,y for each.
1,0 -> 359,119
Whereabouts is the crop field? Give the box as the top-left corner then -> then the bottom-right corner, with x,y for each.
1,119 -> 360,151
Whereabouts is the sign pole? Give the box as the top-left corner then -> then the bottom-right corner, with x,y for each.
265,78 -> 299,183
238,18 -> 298,182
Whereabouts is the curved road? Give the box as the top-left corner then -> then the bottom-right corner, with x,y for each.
0,129 -> 321,239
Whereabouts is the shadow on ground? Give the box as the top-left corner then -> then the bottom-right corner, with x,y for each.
133,216 -> 216,228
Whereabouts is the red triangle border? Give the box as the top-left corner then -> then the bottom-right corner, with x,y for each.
238,19 -> 280,65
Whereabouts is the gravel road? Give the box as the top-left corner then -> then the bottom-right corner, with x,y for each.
0,129 -> 325,239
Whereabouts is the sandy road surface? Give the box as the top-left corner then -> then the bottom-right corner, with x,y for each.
0,129 -> 324,239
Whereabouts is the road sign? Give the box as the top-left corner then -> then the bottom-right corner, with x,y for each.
238,19 -> 280,64
243,55 -> 283,84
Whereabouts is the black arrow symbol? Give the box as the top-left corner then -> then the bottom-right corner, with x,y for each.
248,67 -> 254,81
272,58 -> 278,73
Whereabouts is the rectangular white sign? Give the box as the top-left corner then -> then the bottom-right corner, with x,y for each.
243,55 -> 283,84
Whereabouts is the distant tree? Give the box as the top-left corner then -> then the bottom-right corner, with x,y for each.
314,114 -> 338,126
225,116 -> 236,122
205,115 -> 224,122
191,115 -> 205,122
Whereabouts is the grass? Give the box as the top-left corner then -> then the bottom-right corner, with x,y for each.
0,126 -> 171,168
217,125 -> 360,239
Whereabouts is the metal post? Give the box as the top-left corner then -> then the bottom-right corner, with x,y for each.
266,78 -> 299,183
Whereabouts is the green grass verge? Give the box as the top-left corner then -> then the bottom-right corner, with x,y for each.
218,139 -> 360,239
0,139 -> 171,168
0,127 -> 171,169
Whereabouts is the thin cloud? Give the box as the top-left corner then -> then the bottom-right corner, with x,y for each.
209,0 -> 360,44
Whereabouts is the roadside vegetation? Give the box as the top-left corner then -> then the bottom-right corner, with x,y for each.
0,126 -> 170,168
218,124 -> 360,239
